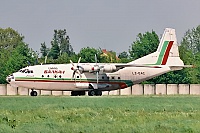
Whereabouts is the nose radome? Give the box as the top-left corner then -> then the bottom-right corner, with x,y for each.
6,74 -> 14,83
6,76 -> 11,83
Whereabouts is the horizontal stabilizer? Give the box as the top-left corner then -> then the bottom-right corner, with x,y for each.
183,65 -> 195,68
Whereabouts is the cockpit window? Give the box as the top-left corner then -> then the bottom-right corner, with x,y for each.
19,69 -> 33,73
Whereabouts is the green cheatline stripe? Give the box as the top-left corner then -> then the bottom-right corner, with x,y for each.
145,41 -> 169,66
15,77 -> 134,86
155,41 -> 169,65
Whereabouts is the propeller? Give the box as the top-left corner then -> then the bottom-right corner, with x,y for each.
92,54 -> 104,85
70,57 -> 83,79
95,55 -> 99,84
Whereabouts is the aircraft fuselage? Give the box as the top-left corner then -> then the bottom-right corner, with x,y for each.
7,63 -> 170,92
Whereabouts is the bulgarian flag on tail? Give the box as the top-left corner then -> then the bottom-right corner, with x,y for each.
155,41 -> 174,65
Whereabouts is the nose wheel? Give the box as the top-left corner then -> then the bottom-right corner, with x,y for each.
30,90 -> 38,96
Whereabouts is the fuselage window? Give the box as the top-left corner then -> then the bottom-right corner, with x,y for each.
42,75 -> 44,78
118,77 -> 120,80
77,76 -> 79,79
59,75 -> 62,78
102,76 -> 104,79
112,77 -> 115,79
47,75 -> 49,78
107,77 -> 110,80
54,75 -> 57,78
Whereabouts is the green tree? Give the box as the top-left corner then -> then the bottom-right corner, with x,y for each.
144,70 -> 190,84
129,30 -> 159,60
180,25 -> 200,83
118,51 -> 131,63
55,53 -> 78,64
49,42 -> 60,59
0,28 -> 36,84
181,25 -> 200,54
58,29 -> 73,55
118,51 -> 128,59
40,42 -> 49,57
78,47 -> 101,63
48,29 -> 74,59
0,27 -> 24,50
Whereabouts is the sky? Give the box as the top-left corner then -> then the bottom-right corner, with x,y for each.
1,0 -> 200,55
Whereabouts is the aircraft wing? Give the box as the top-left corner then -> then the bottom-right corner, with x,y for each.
115,64 -> 194,70
115,64 -> 162,70
73,63 -> 163,74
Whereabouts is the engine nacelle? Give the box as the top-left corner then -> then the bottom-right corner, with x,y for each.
78,64 -> 117,73
79,64 -> 93,72
81,64 -> 100,73
101,64 -> 117,73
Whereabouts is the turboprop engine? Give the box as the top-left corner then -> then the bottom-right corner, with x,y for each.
101,64 -> 117,73
70,56 -> 118,86
70,56 -> 118,78
79,64 -> 117,73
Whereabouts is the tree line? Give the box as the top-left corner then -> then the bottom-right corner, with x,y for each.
0,26 -> 199,84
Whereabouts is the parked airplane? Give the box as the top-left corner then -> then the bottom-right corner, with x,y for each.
6,28 -> 188,96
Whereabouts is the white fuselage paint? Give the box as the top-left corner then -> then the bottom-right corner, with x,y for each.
8,63 -> 171,91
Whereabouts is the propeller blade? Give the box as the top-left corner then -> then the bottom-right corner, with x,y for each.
78,57 -> 81,64
72,71 -> 76,79
70,60 -> 74,66
95,54 -> 97,65
77,69 -> 81,75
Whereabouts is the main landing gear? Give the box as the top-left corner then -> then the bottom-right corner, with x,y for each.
71,90 -> 102,96
88,90 -> 102,96
30,89 -> 38,96
71,91 -> 86,96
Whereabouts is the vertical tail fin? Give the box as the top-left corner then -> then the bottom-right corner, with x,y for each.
156,28 -> 182,65
129,28 -> 184,69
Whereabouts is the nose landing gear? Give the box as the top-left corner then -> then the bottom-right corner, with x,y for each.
30,89 -> 38,96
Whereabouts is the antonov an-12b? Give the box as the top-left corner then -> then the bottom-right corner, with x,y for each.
6,28 -> 189,96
